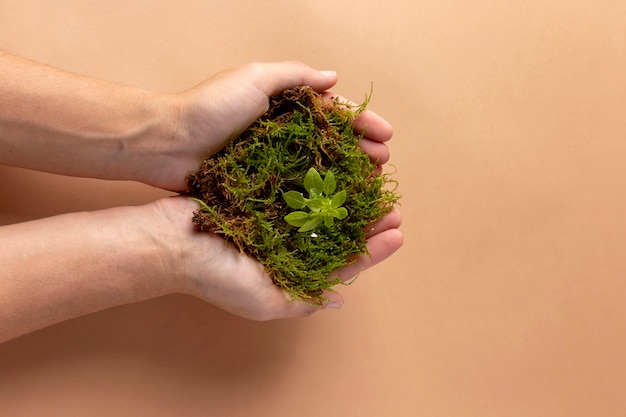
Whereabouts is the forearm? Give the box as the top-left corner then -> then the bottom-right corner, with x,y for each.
0,205 -> 171,343
0,50 -> 177,181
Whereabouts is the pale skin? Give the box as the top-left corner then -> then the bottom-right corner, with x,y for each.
0,51 -> 403,343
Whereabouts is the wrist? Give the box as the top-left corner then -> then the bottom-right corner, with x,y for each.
137,197 -> 198,295
80,204 -> 178,302
120,91 -> 195,191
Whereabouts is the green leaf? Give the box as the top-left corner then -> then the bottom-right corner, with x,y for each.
299,217 -> 322,232
284,211 -> 310,227
324,216 -> 334,228
283,191 -> 306,209
304,167 -> 324,196
305,197 -> 324,212
335,207 -> 348,219
330,190 -> 347,208
190,197 -> 211,212
323,170 -> 336,196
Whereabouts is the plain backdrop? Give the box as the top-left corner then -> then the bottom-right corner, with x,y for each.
2,1 -> 626,416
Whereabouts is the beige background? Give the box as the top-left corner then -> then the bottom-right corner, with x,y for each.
1,1 -> 626,416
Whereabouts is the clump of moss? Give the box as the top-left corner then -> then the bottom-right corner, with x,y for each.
186,86 -> 399,303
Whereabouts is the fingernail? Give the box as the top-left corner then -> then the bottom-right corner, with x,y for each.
325,300 -> 344,309
320,70 -> 336,77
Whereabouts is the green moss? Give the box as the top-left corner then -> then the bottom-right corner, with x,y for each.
186,86 -> 399,303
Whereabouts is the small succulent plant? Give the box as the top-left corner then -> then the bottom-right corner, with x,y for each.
283,167 -> 348,232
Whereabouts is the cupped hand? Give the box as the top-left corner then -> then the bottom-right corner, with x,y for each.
149,196 -> 403,320
143,62 -> 337,191
141,61 -> 402,319
143,62 -> 393,192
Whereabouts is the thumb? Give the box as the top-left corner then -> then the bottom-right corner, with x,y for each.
245,61 -> 338,97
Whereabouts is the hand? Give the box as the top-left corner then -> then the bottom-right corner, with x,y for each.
140,62 -> 393,191
148,196 -> 403,320
141,63 -> 402,319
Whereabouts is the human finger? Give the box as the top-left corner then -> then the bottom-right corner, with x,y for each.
279,290 -> 346,319
250,286 -> 346,321
365,208 -> 402,238
321,92 -> 393,143
359,138 -> 390,165
331,227 -> 404,283
247,61 -> 339,97
353,109 -> 394,142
